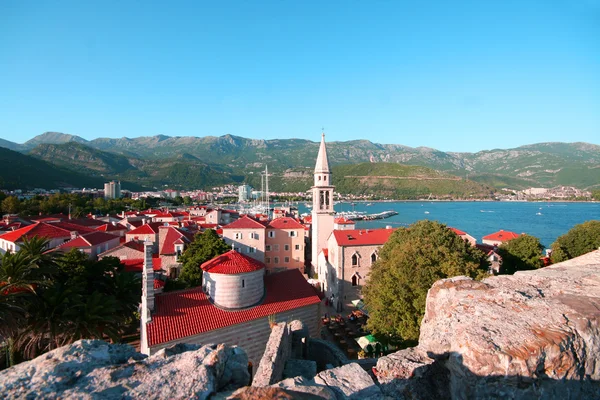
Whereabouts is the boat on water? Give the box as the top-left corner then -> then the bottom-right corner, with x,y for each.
536,212 -> 543,216
424,211 -> 430,214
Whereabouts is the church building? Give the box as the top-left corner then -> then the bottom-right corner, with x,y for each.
312,134 -> 396,311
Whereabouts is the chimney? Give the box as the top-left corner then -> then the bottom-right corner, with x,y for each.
142,240 -> 155,317
70,231 -> 78,240
111,221 -> 117,226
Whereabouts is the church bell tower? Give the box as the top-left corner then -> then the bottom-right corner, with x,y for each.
311,133 -> 335,271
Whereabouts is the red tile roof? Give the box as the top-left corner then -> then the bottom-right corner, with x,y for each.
146,269 -> 320,346
334,217 -> 355,225
200,250 -> 265,274
54,231 -> 119,250
127,222 -> 162,236
223,216 -> 266,230
154,279 -> 166,290
51,221 -> 97,234
332,228 -> 396,247
482,230 -> 520,242
449,227 -> 467,236
0,222 -> 72,243
120,256 -> 162,273
96,223 -> 128,232
267,217 -> 305,230
159,226 -> 190,255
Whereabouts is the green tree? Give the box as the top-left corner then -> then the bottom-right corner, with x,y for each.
592,190 -> 600,201
551,220 -> 600,263
497,234 -> 544,274
179,229 -> 230,287
362,220 -> 489,343
1,196 -> 21,214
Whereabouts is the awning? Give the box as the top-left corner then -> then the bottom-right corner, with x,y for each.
357,334 -> 378,350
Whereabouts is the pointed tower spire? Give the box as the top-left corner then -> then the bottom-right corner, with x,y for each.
314,132 -> 330,174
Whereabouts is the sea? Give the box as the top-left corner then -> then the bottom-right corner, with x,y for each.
296,201 -> 600,248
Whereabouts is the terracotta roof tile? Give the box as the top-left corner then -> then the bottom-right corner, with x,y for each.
482,230 -> 520,242
449,227 -> 467,236
147,269 -> 320,346
54,231 -> 118,250
267,217 -> 305,230
223,216 -> 266,230
96,223 -> 128,232
0,222 -> 72,243
159,226 -> 190,255
332,228 -> 396,247
127,222 -> 162,236
120,256 -> 162,273
200,250 -> 265,274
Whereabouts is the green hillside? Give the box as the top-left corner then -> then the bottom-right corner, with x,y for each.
0,147 -> 106,190
28,142 -> 243,190
332,163 -> 494,199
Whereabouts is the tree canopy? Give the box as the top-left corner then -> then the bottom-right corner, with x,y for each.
178,229 -> 230,287
551,220 -> 600,263
497,234 -> 545,274
362,220 -> 489,344
0,239 -> 140,365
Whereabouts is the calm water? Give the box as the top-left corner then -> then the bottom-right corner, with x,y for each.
297,201 -> 600,248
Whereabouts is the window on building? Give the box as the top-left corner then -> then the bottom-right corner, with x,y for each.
242,279 -> 245,288
248,247 -> 256,253
274,257 -> 279,264
289,231 -> 297,237
266,257 -> 271,264
234,232 -> 242,239
268,231 -> 275,238
284,257 -> 290,263
352,274 -> 359,286
352,253 -> 359,267
295,244 -> 301,250
284,244 -> 289,251
266,245 -> 271,251
371,252 -> 377,263
274,244 -> 279,252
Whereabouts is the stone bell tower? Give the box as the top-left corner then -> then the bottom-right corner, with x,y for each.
311,133 -> 335,271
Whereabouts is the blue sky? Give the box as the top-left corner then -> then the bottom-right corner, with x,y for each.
0,1 -> 598,152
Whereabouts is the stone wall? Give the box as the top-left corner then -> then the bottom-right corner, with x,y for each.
252,323 -> 291,387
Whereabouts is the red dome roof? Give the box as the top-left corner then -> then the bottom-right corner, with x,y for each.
201,250 -> 265,274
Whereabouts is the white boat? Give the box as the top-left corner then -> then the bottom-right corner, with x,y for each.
536,212 -> 543,216
424,211 -> 430,214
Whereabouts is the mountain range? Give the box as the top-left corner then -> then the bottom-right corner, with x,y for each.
1,132 -> 599,193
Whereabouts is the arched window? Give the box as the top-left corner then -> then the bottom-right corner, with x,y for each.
351,274 -> 359,286
352,253 -> 359,267
371,252 -> 377,263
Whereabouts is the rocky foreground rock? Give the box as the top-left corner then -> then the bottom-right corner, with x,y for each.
376,249 -> 600,399
0,341 -> 250,399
